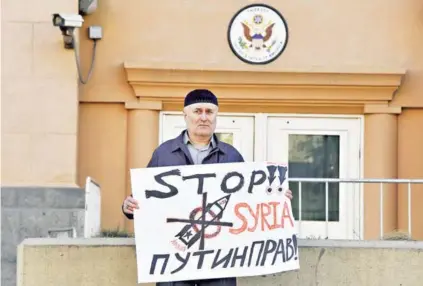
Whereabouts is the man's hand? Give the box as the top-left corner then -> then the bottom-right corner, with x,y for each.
285,189 -> 293,200
122,196 -> 139,214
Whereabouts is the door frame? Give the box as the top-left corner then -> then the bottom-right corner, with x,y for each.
159,112 -> 255,161
265,114 -> 363,239
159,111 -> 364,239
159,111 -> 257,147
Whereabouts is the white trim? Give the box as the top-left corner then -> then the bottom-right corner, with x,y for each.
266,116 -> 361,239
159,112 -> 256,161
159,111 -> 364,239
253,114 -> 267,162
158,110 -> 164,144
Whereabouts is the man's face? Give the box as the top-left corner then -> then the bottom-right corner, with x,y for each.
184,103 -> 218,138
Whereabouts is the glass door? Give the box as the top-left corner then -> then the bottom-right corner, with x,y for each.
267,116 -> 361,239
160,113 -> 255,162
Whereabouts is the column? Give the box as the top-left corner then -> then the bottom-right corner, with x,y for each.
397,109 -> 423,239
363,105 -> 400,239
124,101 -> 162,232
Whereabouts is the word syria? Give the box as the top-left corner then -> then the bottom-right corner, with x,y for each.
145,164 -> 288,199
230,200 -> 294,235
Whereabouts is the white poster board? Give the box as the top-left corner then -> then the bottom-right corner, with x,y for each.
130,162 -> 299,283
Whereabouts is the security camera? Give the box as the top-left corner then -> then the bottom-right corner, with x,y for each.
51,11 -> 101,85
52,13 -> 84,28
52,13 -> 84,49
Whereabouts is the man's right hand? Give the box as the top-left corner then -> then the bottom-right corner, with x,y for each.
122,196 -> 139,215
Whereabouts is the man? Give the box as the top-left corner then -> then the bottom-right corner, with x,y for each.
122,89 -> 292,286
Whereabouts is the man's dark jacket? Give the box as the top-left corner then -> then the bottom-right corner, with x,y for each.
123,130 -> 245,219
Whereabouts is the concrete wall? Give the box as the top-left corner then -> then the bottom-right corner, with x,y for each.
1,187 -> 85,286
17,238 -> 423,286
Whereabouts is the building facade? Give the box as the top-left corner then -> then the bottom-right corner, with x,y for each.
2,1 -> 423,283
76,0 -> 423,239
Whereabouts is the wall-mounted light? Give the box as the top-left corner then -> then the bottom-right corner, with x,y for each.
52,13 -> 102,84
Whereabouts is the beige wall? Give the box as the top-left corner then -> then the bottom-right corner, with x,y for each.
78,0 -> 423,105
1,0 -> 79,186
74,0 -> 423,237
2,0 -> 422,238
77,103 -> 129,229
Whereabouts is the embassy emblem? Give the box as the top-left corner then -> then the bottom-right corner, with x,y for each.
227,4 -> 289,65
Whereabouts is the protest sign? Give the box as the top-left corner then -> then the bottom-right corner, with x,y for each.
130,161 -> 299,283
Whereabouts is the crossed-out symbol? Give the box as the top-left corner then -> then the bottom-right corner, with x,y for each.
189,207 -> 221,239
167,192 -> 233,250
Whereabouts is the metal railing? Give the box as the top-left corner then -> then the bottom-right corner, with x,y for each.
287,178 -> 423,240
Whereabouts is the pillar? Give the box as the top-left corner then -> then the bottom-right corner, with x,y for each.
363,105 -> 400,239
124,101 -> 162,232
397,109 -> 423,239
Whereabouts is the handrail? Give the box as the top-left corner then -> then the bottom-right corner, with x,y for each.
287,178 -> 423,240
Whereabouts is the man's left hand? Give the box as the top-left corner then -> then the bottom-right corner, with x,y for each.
285,189 -> 293,200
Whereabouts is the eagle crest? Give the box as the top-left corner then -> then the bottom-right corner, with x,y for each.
241,22 -> 275,50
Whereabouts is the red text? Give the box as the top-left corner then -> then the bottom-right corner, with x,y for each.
229,201 -> 294,235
